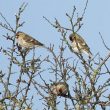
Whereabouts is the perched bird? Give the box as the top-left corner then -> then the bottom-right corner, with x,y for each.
50,82 -> 68,96
69,33 -> 92,57
16,31 -> 44,48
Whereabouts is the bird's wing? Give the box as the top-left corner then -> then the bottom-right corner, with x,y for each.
75,33 -> 92,55
75,34 -> 90,50
23,34 -> 44,46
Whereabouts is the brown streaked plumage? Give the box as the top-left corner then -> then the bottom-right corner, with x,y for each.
50,82 -> 68,96
69,33 -> 92,57
16,31 -> 44,48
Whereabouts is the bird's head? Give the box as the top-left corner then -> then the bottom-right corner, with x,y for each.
69,33 -> 76,42
16,31 -> 24,39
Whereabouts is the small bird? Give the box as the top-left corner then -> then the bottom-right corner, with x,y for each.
16,31 -> 44,48
50,82 -> 68,96
69,33 -> 92,57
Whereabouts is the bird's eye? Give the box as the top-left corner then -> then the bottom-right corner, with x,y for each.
16,33 -> 19,38
69,36 -> 73,41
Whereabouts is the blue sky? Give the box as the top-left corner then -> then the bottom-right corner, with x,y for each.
0,0 -> 110,109
0,0 -> 110,55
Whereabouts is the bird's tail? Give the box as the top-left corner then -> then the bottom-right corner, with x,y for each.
83,50 -> 93,58
35,43 -> 45,48
89,52 -> 93,58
